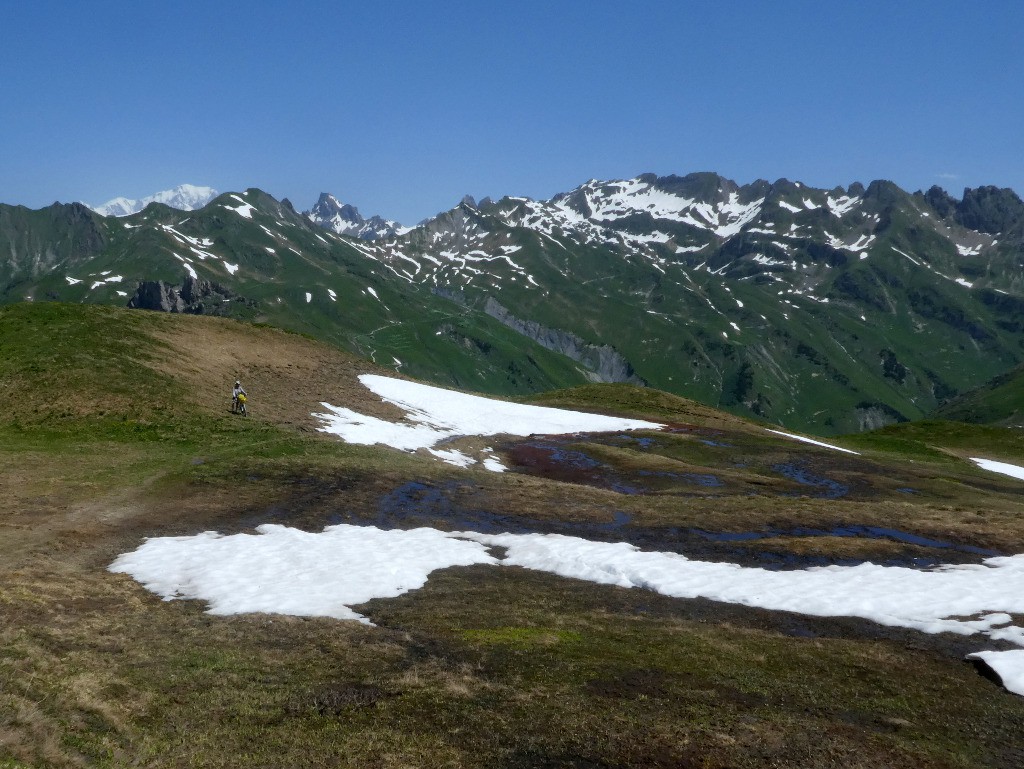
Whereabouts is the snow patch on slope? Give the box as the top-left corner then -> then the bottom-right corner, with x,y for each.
313,374 -> 661,470
113,522 -> 1024,695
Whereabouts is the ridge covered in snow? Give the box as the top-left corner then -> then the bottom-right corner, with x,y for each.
89,184 -> 218,217
355,173 -> 1007,301
353,173 -> 880,292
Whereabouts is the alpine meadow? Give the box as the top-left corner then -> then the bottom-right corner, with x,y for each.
3,173 -> 1024,768
3,3 -> 1024,767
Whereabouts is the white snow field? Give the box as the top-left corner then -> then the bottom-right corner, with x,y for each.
110,524 -> 496,623
971,457 -> 1024,481
312,374 -> 662,469
184,373 -> 1023,693
111,524 -> 1024,695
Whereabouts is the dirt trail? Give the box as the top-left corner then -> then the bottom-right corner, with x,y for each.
146,315 -> 410,429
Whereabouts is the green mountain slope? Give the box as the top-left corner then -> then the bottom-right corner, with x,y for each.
933,362 -> 1024,427
4,174 -> 1024,436
362,174 -> 1024,434
0,191 -> 588,397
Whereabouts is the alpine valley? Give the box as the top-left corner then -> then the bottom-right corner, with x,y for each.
3,172 -> 1024,435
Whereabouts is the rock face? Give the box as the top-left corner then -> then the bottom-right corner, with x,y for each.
127,276 -> 252,315
956,186 -> 1024,234
305,193 -> 406,240
853,403 -> 906,432
127,280 -> 184,312
483,297 -> 644,385
0,202 -> 107,285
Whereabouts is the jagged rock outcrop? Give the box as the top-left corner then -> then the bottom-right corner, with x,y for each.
956,186 -> 1024,234
128,280 -> 185,312
127,275 -> 253,315
305,193 -> 406,240
923,185 -> 958,218
483,297 -> 644,385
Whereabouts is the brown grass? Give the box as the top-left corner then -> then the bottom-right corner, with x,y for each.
5,310 -> 1024,767
146,315 -> 411,429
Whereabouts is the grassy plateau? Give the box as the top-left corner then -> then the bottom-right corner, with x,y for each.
2,302 -> 1024,768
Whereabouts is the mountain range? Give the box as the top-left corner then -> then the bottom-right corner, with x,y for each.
87,184 -> 219,217
4,172 -> 1024,435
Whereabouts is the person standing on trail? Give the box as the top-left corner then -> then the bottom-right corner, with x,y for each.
232,380 -> 247,413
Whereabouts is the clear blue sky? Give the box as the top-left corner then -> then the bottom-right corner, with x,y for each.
1,1 -> 1021,223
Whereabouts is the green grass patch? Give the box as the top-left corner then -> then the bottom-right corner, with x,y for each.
846,419 -> 1024,461
527,382 -> 758,427
461,627 -> 584,647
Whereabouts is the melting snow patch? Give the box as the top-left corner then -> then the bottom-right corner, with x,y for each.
223,197 -> 256,219
428,448 -> 475,467
327,289 -> 337,302
305,292 -> 312,303
481,450 -> 507,472
223,262 -> 239,275
827,232 -> 875,253
109,525 -> 497,623
765,429 -> 860,455
966,650 -> 1024,696
892,246 -> 921,266
111,523 -> 1024,694
971,458 -> 1024,481
827,195 -> 860,217
189,246 -> 215,261
313,375 -> 661,470
65,277 -> 82,285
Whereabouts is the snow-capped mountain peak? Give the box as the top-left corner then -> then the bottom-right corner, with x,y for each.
305,192 -> 409,240
89,185 -> 218,217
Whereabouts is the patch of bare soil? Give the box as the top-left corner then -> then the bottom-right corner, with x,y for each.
145,314 -> 411,430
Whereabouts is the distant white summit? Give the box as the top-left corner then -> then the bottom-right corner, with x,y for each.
89,184 -> 218,217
